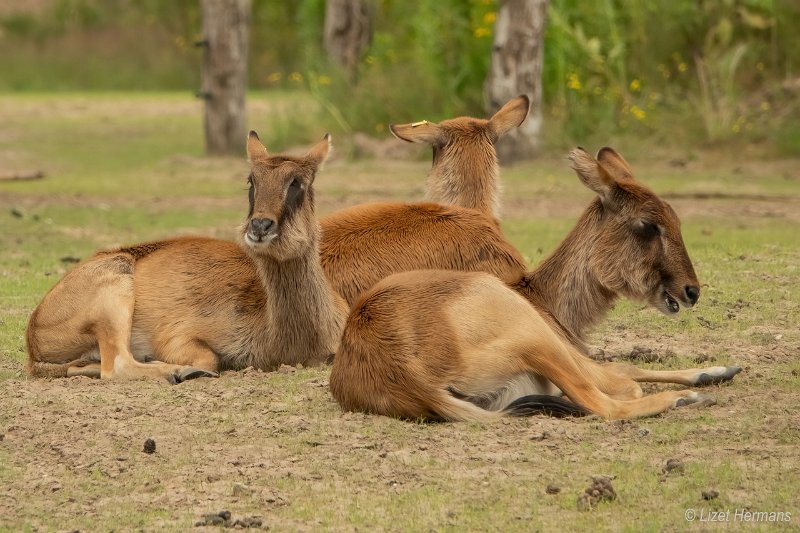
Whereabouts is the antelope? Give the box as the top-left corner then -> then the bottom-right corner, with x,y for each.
26,133 -> 347,382
390,94 -> 530,219
320,96 -> 530,307
329,147 -> 742,421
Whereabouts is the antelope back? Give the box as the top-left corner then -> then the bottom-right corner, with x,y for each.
319,202 -> 527,306
567,147 -> 700,315
243,132 -> 330,261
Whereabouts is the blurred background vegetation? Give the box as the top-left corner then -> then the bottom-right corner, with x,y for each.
1,0 -> 799,155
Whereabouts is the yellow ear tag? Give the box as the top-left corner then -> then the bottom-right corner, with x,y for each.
411,120 -> 429,127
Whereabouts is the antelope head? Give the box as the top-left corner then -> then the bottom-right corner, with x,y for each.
388,95 -> 530,163
568,147 -> 700,315
242,132 -> 331,261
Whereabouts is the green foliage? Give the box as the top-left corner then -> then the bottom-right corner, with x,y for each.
1,1 -> 800,152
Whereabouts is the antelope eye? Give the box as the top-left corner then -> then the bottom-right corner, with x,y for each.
635,220 -> 660,238
288,177 -> 302,190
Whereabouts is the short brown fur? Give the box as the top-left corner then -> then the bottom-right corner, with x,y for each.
390,94 -> 530,219
330,148 -> 741,421
321,97 -> 530,307
27,133 -> 347,382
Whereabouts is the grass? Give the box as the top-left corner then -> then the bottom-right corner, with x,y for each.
1,92 -> 799,531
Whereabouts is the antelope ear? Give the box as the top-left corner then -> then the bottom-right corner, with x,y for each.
596,147 -> 634,181
488,94 -> 530,139
247,131 -> 269,162
306,133 -> 332,167
568,147 -> 615,199
389,121 -> 442,144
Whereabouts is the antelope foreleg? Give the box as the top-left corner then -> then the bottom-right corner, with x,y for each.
603,362 -> 742,387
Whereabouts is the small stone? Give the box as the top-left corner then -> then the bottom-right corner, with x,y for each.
702,489 -> 719,500
529,431 -> 548,441
234,516 -> 264,528
233,482 -> 252,496
142,438 -> 156,454
196,513 -> 226,526
278,364 -> 296,374
545,484 -> 561,495
577,476 -> 616,510
663,458 -> 684,474
218,510 -> 232,521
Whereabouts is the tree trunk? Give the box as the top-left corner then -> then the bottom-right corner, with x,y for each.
324,0 -> 373,81
200,0 -> 251,156
485,0 -> 549,163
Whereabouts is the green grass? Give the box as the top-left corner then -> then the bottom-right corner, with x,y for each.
0,93 -> 798,531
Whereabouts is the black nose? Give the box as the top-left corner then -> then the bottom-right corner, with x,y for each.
685,285 -> 700,305
248,218 -> 275,239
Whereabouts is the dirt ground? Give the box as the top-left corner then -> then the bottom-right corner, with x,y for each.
1,95 -> 798,529
1,187 -> 798,530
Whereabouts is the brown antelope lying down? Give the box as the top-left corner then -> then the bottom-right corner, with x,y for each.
330,147 -> 742,420
26,133 -> 347,382
321,96 -> 530,307
390,94 -> 530,219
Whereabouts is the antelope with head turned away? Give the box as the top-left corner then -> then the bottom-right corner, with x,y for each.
320,95 -> 531,306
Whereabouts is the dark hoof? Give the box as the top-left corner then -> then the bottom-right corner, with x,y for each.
172,367 -> 219,384
676,393 -> 716,408
695,366 -> 742,386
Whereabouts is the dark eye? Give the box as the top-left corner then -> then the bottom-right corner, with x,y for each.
635,220 -> 660,239
289,177 -> 301,190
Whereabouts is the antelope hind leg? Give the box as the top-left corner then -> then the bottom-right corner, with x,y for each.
74,255 -> 217,383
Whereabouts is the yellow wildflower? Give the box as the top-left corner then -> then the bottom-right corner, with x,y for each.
630,105 -> 646,121
629,79 -> 641,92
267,72 -> 282,83
289,72 -> 303,82
567,73 -> 582,91
760,101 -> 770,111
678,62 -> 688,73
318,75 -> 332,85
473,27 -> 490,38
484,12 -> 496,24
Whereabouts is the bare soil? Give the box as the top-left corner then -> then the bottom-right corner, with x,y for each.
1,118 -> 798,528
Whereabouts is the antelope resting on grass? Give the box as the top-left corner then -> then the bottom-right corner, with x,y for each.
390,94 -> 530,219
330,147 -> 742,420
320,96 -> 530,307
26,133 -> 347,382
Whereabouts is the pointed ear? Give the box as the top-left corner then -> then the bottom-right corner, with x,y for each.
247,131 -> 269,162
389,121 -> 442,144
488,95 -> 530,139
596,147 -> 634,181
568,147 -> 615,200
305,133 -> 332,167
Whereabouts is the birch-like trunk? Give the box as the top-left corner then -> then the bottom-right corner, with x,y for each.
200,0 -> 251,155
324,0 -> 373,81
485,0 -> 549,163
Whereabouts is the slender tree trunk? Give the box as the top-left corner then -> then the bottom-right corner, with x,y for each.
200,0 -> 251,155
324,0 -> 373,81
485,0 -> 549,163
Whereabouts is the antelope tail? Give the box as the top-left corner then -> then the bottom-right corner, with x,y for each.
503,394 -> 590,418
